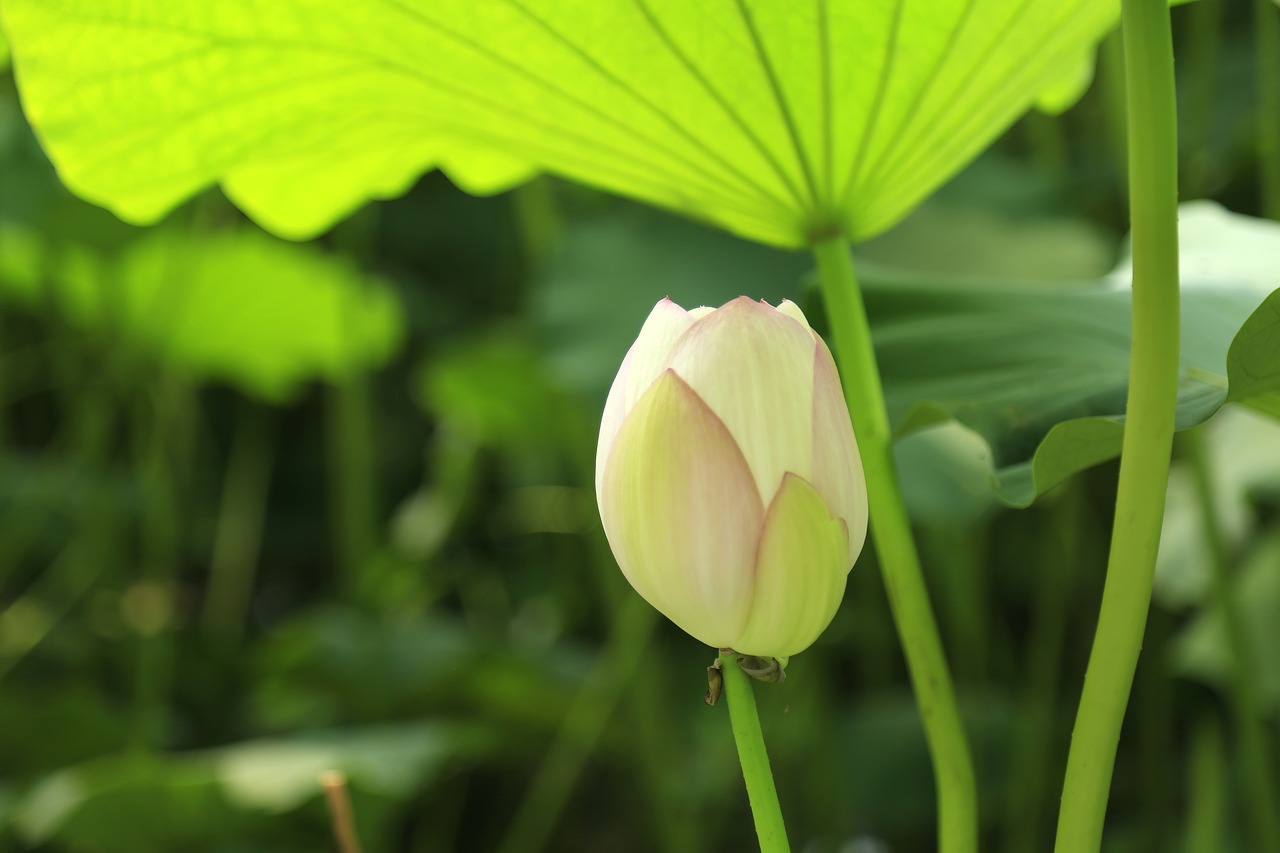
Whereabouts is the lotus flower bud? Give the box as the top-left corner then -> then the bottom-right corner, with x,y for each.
595,297 -> 868,658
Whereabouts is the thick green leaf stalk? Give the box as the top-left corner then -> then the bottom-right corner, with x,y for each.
812,237 -> 978,853
1053,0 -> 1181,850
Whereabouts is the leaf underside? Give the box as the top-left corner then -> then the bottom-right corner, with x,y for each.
537,203 -> 1280,509
866,271 -> 1272,506
2,0 -> 1115,246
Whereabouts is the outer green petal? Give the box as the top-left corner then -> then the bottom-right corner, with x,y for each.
667,297 -> 816,502
596,298 -> 693,495
600,370 -> 764,648
811,338 -> 869,566
733,474 -> 850,658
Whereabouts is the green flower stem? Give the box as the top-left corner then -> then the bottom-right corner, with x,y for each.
1260,0 -> 1280,220
1101,31 -> 1131,189
1052,0 -> 1181,851
812,237 -> 977,853
719,653 -> 790,853
1182,0 -> 1225,197
1183,718 -> 1228,853
130,377 -> 191,749
1183,428 -> 1280,853
326,377 -> 377,590
203,399 -> 276,637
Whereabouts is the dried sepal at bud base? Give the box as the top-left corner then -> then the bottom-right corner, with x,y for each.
596,297 -> 868,660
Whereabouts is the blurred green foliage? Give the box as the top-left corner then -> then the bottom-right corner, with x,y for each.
1,5 -> 1279,853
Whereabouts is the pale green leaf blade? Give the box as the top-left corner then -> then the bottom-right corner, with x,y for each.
1227,293 -> 1280,412
3,0 -> 1117,246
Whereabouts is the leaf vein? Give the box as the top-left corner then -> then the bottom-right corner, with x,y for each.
630,0 -> 809,219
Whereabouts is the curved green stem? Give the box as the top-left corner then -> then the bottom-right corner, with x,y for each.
811,238 -> 977,853
1183,429 -> 1280,853
1053,1 -> 1181,851
720,653 -> 790,853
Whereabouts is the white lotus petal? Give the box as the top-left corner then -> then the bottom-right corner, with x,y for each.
666,297 -> 816,502
775,299 -> 811,329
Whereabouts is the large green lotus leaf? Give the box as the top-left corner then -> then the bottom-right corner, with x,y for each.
537,200 -> 1278,508
0,226 -> 404,400
0,0 -> 1117,247
868,203 -> 1280,505
12,723 -> 487,849
861,200 -> 1280,505
870,272 -> 1274,506
1227,292 -> 1280,417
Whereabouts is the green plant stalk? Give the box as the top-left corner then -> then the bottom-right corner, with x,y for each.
496,406 -> 697,853
1101,30 -> 1130,192
1181,0 -> 1225,197
203,399 -> 276,637
327,208 -> 383,591
0,312 -> 6,448
1260,0 -> 1280,220
1134,609 -> 1175,853
1002,483 -> 1086,853
0,532 -> 116,682
1183,717 -> 1227,853
627,652 -> 703,853
922,524 -> 991,684
719,653 -> 790,853
812,237 -> 977,853
1053,0 -> 1181,850
495,595 -> 659,853
129,378 -> 190,750
1183,428 -> 1280,853
326,377 -> 377,588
